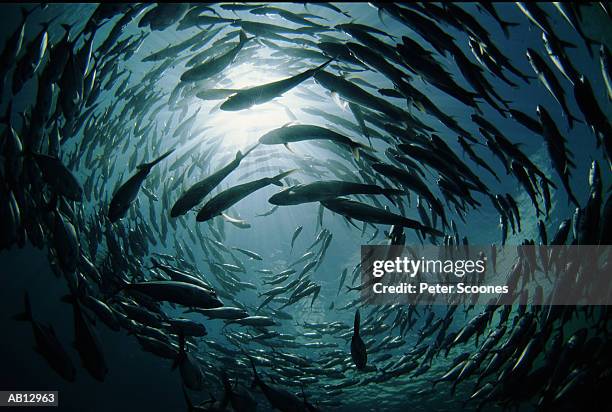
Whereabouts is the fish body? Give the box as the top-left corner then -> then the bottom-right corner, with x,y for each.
196,170 -> 295,222
220,58 -> 333,111
108,149 -> 174,222
259,125 -> 371,158
171,146 -> 257,217
351,310 -> 367,370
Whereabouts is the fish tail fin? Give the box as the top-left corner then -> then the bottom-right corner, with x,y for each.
221,370 -> 232,395
138,149 -> 174,170
150,257 -> 161,269
354,309 -> 361,336
383,189 -> 405,206
239,30 -> 247,43
247,355 -> 261,385
269,169 -> 297,187
60,294 -> 77,305
172,333 -> 186,371
21,5 -> 36,22
60,23 -> 73,35
242,142 -> 260,158
239,30 -> 255,44
383,193 -> 397,206
567,112 -> 583,129
500,21 -> 520,38
13,292 -> 32,322
351,141 -> 374,160
583,36 -> 598,58
558,39 -> 577,49
315,57 -> 335,73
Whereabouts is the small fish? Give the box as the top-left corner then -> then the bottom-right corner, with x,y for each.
290,225 -> 303,252
351,310 -> 367,370
232,247 -> 263,260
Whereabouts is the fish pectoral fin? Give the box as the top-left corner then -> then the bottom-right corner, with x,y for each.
221,212 -> 238,222
283,143 -> 295,153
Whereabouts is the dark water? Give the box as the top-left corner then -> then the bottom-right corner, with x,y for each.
0,3 -> 611,412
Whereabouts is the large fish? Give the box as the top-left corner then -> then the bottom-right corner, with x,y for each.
269,180 -> 404,205
259,124 -> 371,159
320,197 -> 443,236
196,170 -> 296,222
220,58 -> 333,111
108,149 -> 174,222
32,153 -> 83,201
14,293 -> 76,382
170,145 -> 258,217
249,356 -> 308,411
122,280 -> 223,309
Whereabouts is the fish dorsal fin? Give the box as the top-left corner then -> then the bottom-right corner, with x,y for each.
281,121 -> 295,128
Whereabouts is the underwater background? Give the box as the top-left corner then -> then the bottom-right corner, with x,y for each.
0,3 -> 610,411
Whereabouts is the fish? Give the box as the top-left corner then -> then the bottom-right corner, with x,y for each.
188,307 -> 249,320
256,205 -> 279,217
173,334 -> 205,391
600,45 -> 612,101
269,181 -> 404,205
526,48 -> 581,128
170,145 -> 258,218
320,198 -> 444,237
108,149 -> 174,222
31,153 -> 83,201
121,281 -> 223,309
249,356 -> 309,411
62,294 -> 108,381
536,105 -> 579,206
259,124 -> 372,159
0,7 -> 32,96
290,225 -> 303,252
196,170 -> 296,222
220,58 -> 334,111
553,2 -> 596,57
542,32 -> 580,85
14,293 -> 76,382
232,247 -> 263,260
572,75 -> 612,161
350,310 -> 367,370
477,3 -> 519,38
